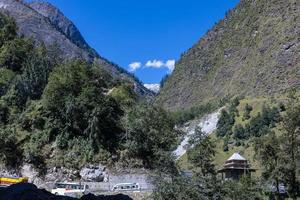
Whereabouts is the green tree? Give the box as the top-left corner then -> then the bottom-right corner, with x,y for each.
0,68 -> 14,96
216,109 -> 235,137
233,124 -> 247,140
152,176 -> 206,200
0,38 -> 34,71
15,47 -> 53,104
109,83 -> 137,110
280,102 -> 300,199
248,105 -> 280,138
187,127 -> 216,176
254,131 -> 282,196
153,126 -> 223,200
243,103 -> 253,120
0,100 -> 9,124
43,61 -> 124,151
160,74 -> 169,88
124,104 -> 177,171
223,135 -> 229,152
187,127 -> 223,199
0,128 -> 23,168
254,97 -> 300,199
0,13 -> 17,47
222,177 -> 262,200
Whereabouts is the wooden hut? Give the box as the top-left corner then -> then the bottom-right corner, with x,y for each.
218,152 -> 256,181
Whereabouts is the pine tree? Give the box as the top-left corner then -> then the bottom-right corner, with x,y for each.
280,102 -> 300,199
254,131 -> 282,196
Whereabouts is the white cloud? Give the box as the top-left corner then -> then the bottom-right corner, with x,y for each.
165,60 -> 175,73
144,83 -> 160,93
145,60 -> 164,68
128,62 -> 142,72
128,59 -> 176,73
144,59 -> 175,73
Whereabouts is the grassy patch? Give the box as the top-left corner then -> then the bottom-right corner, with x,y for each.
176,94 -> 297,176
177,133 -> 261,177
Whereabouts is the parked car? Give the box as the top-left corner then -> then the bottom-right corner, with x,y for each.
111,183 -> 141,192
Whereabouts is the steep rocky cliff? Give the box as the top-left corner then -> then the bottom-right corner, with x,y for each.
157,0 -> 299,110
0,0 -> 152,96
28,1 -> 98,58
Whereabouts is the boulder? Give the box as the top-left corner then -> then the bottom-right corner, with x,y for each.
45,167 -> 80,182
80,165 -> 108,182
21,164 -> 44,187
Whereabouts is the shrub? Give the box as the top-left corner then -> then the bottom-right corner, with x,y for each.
216,109 -> 235,137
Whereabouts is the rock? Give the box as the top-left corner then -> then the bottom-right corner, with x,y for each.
0,166 -> 19,178
20,164 -> 44,187
80,165 -> 108,182
29,1 -> 96,56
283,42 -> 295,50
45,167 -> 80,182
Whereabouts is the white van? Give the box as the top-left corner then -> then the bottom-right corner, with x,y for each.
112,182 -> 141,192
51,182 -> 89,196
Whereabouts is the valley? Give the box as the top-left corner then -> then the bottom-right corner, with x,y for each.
0,0 -> 299,199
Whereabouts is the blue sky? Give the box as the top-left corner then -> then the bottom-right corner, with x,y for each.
45,0 -> 239,84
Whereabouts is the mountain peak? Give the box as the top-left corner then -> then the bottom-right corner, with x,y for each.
28,1 -> 94,55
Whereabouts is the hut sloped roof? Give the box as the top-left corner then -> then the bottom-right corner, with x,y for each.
227,153 -> 246,161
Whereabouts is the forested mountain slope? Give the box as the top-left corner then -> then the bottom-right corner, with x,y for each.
0,0 -> 152,96
157,0 -> 299,110
0,11 -> 175,174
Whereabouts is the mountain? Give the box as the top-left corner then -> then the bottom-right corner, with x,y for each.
0,0 -> 152,96
157,0 -> 299,111
144,84 -> 160,93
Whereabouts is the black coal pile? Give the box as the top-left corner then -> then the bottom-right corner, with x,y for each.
0,184 -> 132,200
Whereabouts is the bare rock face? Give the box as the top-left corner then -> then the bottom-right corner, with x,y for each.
0,0 -> 153,97
0,0 -> 88,60
28,1 -> 95,55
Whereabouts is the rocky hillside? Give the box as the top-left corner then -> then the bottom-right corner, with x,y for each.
157,0 -> 299,110
28,1 -> 98,58
0,0 -> 152,96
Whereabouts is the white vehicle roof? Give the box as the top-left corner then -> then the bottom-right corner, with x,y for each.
55,182 -> 83,185
113,183 -> 139,186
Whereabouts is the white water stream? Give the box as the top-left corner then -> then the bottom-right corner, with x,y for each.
173,109 -> 222,160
